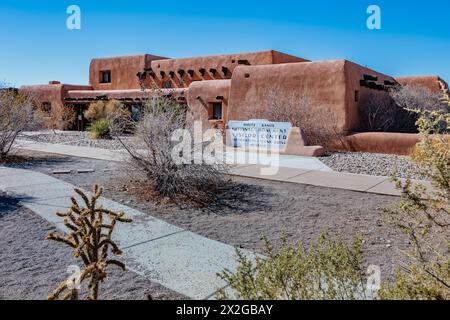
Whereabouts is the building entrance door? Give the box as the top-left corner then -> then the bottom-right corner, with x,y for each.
75,105 -> 86,131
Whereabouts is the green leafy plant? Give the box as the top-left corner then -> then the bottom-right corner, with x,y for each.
46,185 -> 132,300
380,110 -> 450,300
217,234 -> 367,300
88,118 -> 111,140
85,100 -> 130,139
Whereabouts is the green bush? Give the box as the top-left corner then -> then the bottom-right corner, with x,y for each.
380,110 -> 450,300
89,119 -> 111,140
217,234 -> 368,300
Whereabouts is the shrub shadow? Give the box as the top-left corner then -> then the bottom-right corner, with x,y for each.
0,192 -> 34,218
202,179 -> 274,214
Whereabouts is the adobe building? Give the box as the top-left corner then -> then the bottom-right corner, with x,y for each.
19,50 -> 449,155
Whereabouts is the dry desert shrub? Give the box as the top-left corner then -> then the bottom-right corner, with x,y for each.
256,89 -> 346,150
111,94 -> 229,206
359,85 -> 448,133
358,92 -> 406,132
0,86 -> 41,159
85,100 -> 129,139
85,99 -> 128,123
39,102 -> 77,131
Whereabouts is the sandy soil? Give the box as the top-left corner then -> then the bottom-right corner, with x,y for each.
1,150 -> 412,286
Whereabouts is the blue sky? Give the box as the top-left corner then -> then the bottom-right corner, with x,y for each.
1,0 -> 449,87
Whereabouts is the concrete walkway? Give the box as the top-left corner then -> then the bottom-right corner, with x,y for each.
15,139 -> 431,196
230,164 -> 433,196
16,139 -> 332,171
0,166 -> 255,300
16,140 -> 128,162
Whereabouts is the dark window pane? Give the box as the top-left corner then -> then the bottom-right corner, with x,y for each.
100,71 -> 111,83
131,105 -> 141,121
212,102 -> 222,120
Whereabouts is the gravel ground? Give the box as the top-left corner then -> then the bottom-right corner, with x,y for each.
0,191 -> 186,300
321,152 -> 423,179
20,131 -> 131,151
2,150 -> 413,286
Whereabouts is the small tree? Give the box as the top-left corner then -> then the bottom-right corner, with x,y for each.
47,185 -> 132,300
379,110 -> 450,300
217,234 -> 368,300
0,86 -> 41,159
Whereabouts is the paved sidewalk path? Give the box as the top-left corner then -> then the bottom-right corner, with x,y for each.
15,140 -> 432,197
16,140 -> 128,162
16,140 -> 332,171
0,166 -> 254,299
230,164 -> 433,196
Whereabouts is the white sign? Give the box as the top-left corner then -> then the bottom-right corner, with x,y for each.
227,119 -> 292,149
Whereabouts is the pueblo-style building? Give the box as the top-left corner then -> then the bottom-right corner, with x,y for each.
19,50 -> 449,154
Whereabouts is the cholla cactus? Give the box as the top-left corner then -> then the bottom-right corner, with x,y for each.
47,185 -> 132,300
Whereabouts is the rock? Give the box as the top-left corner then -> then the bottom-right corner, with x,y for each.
321,151 -> 423,180
52,170 -> 72,175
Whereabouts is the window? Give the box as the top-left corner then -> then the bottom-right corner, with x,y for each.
41,102 -> 52,116
100,70 -> 111,83
355,90 -> 360,102
131,105 -> 141,121
211,102 -> 222,120
163,81 -> 172,88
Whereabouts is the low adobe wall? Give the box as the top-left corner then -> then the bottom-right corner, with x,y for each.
19,84 -> 93,107
342,132 -> 421,155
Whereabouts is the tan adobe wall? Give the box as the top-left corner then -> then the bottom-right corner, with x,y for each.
342,132 -> 420,155
19,83 -> 93,129
19,84 -> 93,107
226,60 -> 396,136
186,80 -> 231,129
89,54 -> 168,90
150,50 -> 308,89
344,61 -> 397,132
227,60 -> 348,133
395,76 -> 442,93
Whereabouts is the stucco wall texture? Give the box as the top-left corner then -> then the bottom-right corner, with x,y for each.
395,76 -> 443,94
18,50 -> 449,155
